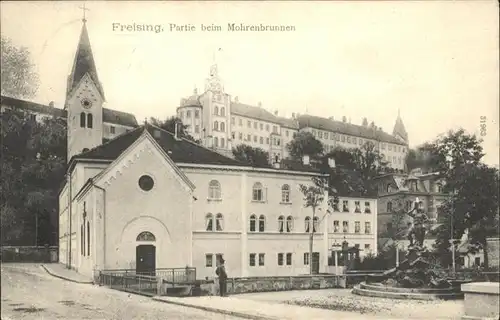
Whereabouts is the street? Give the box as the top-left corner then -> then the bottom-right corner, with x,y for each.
1,263 -> 239,320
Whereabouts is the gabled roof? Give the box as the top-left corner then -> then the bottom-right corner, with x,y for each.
72,124 -> 246,167
67,22 -> 105,99
1,95 -> 138,127
230,102 -> 280,124
297,114 -> 406,145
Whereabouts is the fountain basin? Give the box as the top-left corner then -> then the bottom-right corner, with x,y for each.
352,282 -> 463,300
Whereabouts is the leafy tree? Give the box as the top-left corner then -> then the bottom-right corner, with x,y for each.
232,144 -> 270,167
286,131 -> 323,160
1,109 -> 66,246
379,195 -> 413,241
149,116 -> 197,142
350,141 -> 388,183
1,36 -> 39,99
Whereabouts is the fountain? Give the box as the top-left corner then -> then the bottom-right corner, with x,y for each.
352,198 -> 463,300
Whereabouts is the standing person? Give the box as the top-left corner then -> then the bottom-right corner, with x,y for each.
215,257 -> 228,297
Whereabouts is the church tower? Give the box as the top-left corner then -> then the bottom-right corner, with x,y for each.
65,15 -> 105,162
392,109 -> 409,145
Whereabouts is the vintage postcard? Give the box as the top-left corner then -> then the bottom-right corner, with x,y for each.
1,1 -> 499,319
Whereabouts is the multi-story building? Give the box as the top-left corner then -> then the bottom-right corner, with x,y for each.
177,68 -> 409,170
374,168 -> 448,249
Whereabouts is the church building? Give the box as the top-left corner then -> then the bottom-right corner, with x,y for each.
55,19 -> 379,280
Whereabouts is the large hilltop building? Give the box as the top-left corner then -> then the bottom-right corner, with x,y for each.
0,18 -> 381,279
177,68 -> 409,171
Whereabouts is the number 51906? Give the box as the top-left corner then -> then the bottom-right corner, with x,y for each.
480,116 -> 487,136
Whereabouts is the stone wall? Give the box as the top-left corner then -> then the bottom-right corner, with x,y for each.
486,238 -> 499,269
1,246 -> 58,263
199,275 -> 346,296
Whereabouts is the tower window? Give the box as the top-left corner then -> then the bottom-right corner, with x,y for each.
80,112 -> 86,127
87,114 -> 93,128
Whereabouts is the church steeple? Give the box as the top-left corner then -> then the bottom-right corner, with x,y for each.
393,108 -> 409,143
66,19 -> 105,101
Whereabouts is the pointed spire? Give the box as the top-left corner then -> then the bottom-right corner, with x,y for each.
393,109 -> 408,143
66,16 -> 105,100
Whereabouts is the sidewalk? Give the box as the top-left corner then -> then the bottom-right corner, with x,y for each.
41,263 -> 93,284
152,295 -> 403,320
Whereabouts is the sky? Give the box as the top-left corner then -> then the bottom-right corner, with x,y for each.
1,1 -> 499,166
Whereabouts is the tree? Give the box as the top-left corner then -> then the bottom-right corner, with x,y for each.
350,141 -> 388,183
299,183 -> 326,274
379,195 -> 414,241
287,131 -> 323,160
1,36 -> 39,99
149,116 -> 197,142
1,108 -> 66,246
232,144 -> 270,167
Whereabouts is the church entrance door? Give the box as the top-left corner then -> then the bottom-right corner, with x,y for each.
136,245 -> 156,275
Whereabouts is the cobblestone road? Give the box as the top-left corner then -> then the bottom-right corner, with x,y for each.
1,263 -> 239,320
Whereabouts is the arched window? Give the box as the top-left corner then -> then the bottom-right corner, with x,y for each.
252,182 -> 264,201
387,201 -> 393,212
87,113 -> 93,128
281,184 -> 290,203
220,107 -> 225,116
205,213 -> 214,231
208,180 -> 221,199
286,216 -> 293,232
214,137 -> 219,147
278,215 -> 285,232
81,224 -> 84,256
80,112 -> 86,127
258,215 -> 266,232
249,214 -> 257,232
213,121 -> 219,131
87,221 -> 90,256
216,213 -> 224,231
221,138 -> 225,148
220,122 -> 225,132
313,217 -> 319,233
214,106 -> 219,115
136,231 -> 156,241
305,217 -> 311,233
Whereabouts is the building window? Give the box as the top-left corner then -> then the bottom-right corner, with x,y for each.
281,184 -> 290,203
332,200 -> 340,212
286,130 -> 289,137
364,202 -> 371,213
216,213 -> 224,231
259,137 -> 263,144
138,175 -> 154,191
278,253 -> 284,266
80,112 -> 86,127
278,215 -> 285,232
347,137 -> 351,143
220,107 -> 225,116
136,231 -> 156,241
213,121 -> 219,131
342,200 -> 349,212
286,216 -> 293,232
318,131 -> 323,138
239,132 -> 243,140
266,124 -> 270,131
247,120 -> 251,128
195,110 -> 200,118
208,180 -> 221,199
354,201 -> 361,213
206,213 -> 214,231
365,222 -> 371,234
387,201 -> 393,212
87,221 -> 90,256
231,132 -> 235,139
313,217 -> 319,232
388,144 -> 392,151
304,252 -> 309,265
436,183 -> 443,193
258,253 -> 265,266
343,221 -> 349,233
266,137 -> 270,144
195,125 -> 200,133
355,221 -> 361,233
259,123 -> 263,130
109,126 -> 116,134
221,138 -> 225,148
231,117 -> 235,125
214,137 -> 219,147
333,220 -> 339,232
252,182 -> 264,201
220,122 -> 225,132
249,253 -> 256,266
365,244 -> 370,250
359,139 -> 363,145
305,217 -> 311,233
206,254 -> 213,267
286,253 -> 292,266
214,106 -> 219,115
247,134 -> 251,141
249,214 -> 257,232
186,110 -> 191,118
238,118 -> 242,126
258,215 -> 266,232
87,113 -> 93,128
253,135 -> 257,142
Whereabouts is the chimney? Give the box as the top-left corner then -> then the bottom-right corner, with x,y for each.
258,101 -> 262,107
328,157 -> 336,168
274,110 -> 278,116
174,121 -> 181,140
48,101 -> 54,108
342,116 -> 347,123
234,96 -> 239,103
302,154 -> 310,165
